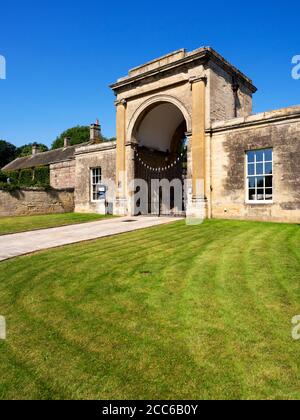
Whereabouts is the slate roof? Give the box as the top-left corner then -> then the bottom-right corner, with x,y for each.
2,143 -> 89,171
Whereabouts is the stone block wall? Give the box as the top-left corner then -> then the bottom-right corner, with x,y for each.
50,160 -> 75,189
74,142 -> 116,214
0,188 -> 74,217
209,60 -> 253,123
209,106 -> 300,223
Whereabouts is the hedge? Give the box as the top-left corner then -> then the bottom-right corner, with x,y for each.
19,168 -> 34,186
34,166 -> 50,186
5,171 -> 19,184
0,182 -> 20,192
0,166 -> 50,188
0,170 -> 7,182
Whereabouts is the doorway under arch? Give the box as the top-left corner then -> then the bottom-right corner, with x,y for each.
132,101 -> 188,216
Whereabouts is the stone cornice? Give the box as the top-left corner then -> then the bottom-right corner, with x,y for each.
114,98 -> 127,107
125,141 -> 138,147
49,158 -> 75,165
110,47 -> 257,94
75,141 -> 117,156
185,131 -> 192,138
206,106 -> 300,134
189,76 -> 208,86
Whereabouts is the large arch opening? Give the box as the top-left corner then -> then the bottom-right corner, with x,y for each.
132,101 -> 188,216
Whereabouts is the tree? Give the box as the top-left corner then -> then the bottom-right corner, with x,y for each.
51,126 -> 113,150
51,126 -> 90,150
17,143 -> 49,157
0,140 -> 17,169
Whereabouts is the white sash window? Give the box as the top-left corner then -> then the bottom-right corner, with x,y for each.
246,149 -> 273,203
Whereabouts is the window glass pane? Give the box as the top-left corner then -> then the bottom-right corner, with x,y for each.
247,151 -> 255,163
264,149 -> 273,161
249,189 -> 256,201
265,189 -> 273,200
257,189 -> 264,200
265,176 -> 273,188
265,162 -> 272,175
256,163 -> 264,175
256,150 -> 264,162
248,164 -> 255,176
256,177 -> 264,188
248,178 -> 255,188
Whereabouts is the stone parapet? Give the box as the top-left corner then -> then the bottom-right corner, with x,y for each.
209,105 -> 300,132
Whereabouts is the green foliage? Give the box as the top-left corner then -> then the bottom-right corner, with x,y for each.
19,168 -> 34,186
0,220 -> 300,399
0,167 -> 50,189
17,143 -> 49,157
51,126 -> 90,149
0,170 -> 7,182
0,140 -> 17,168
5,170 -> 19,184
0,213 -> 111,235
0,182 -> 20,191
34,166 -> 50,187
51,126 -> 113,149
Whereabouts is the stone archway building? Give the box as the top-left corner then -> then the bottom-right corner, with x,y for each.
74,46 -> 300,223
5,46 -> 300,222
110,47 -> 256,219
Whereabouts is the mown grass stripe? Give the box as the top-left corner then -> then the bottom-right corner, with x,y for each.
1,219 -> 300,399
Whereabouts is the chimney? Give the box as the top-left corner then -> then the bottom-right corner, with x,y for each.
90,119 -> 101,142
64,137 -> 71,148
32,144 -> 38,156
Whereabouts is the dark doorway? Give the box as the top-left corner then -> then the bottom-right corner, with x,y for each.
134,136 -> 188,216
132,102 -> 188,217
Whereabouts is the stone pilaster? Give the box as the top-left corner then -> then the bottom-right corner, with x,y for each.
187,76 -> 208,221
115,99 -> 128,215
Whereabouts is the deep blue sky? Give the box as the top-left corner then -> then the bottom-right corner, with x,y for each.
0,0 -> 299,147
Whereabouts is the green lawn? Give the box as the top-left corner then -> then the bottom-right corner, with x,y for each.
0,213 -> 112,235
0,219 -> 300,400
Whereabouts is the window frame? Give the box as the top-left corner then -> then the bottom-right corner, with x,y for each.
90,167 -> 102,202
245,148 -> 274,205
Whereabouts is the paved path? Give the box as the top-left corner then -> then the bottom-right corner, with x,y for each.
0,216 -> 178,262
